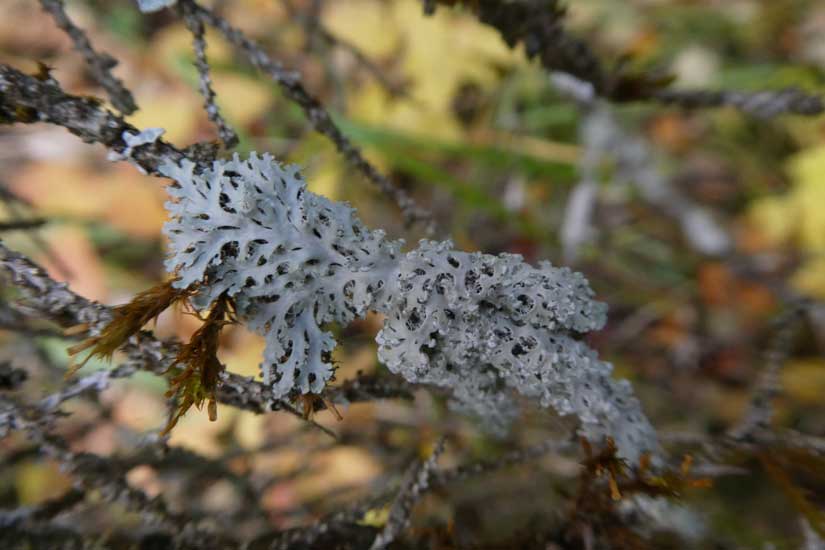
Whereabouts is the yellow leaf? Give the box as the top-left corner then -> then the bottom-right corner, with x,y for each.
324,0 -> 526,140
127,87 -> 201,145
749,196 -> 795,245
358,504 -> 392,528
781,359 -> 825,406
15,461 -> 72,505
749,144 -> 825,298
295,446 -> 381,501
212,73 -> 272,128
9,162 -> 167,239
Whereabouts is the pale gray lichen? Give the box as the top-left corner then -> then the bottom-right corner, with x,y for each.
375,240 -> 657,459
136,0 -> 177,13
160,152 -> 658,460
620,495 -> 706,542
108,128 -> 165,173
162,153 -> 400,398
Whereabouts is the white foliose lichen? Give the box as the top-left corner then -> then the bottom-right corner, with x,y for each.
160,152 -> 658,460
162,153 -> 400,398
375,240 -> 657,459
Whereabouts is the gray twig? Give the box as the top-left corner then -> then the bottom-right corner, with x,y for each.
38,0 -> 137,115
180,1 -> 239,148
655,87 -> 824,118
552,73 -> 732,258
370,436 -> 446,550
730,302 -> 807,441
0,395 -> 180,528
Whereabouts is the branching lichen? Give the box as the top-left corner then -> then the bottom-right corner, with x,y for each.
161,152 -> 658,459
162,153 -> 401,399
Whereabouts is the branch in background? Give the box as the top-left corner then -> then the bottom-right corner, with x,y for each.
266,498 -> 383,550
370,437 -> 446,550
179,1 -> 239,148
309,20 -> 409,99
423,0 -> 673,103
426,0 -> 610,94
331,372 -> 416,405
38,0 -> 137,115
266,437 -> 569,549
0,394 -> 246,549
0,219 -> 46,232
655,87 -> 824,118
730,302 -> 807,441
425,1 -> 824,117
181,0 -> 431,228
431,437 -> 572,486
0,488 -> 85,527
121,444 -> 270,522
0,395 -> 182,529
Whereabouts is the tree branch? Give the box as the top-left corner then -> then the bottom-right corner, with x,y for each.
0,62 -> 186,174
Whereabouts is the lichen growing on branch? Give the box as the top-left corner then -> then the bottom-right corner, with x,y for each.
160,152 -> 658,460
162,154 -> 402,399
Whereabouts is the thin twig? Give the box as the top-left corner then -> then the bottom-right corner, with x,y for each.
655,87 -> 823,118
0,182 -> 72,278
370,436 -> 446,550
179,1 -> 239,148
431,437 -> 572,486
39,0 -> 137,114
730,302 -> 807,441
0,218 -> 47,231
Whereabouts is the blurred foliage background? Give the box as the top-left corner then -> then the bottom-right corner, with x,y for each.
2,0 -> 825,548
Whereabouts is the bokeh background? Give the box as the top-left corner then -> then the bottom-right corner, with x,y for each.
2,0 -> 825,547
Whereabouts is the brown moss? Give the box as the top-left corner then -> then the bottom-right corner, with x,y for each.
161,293 -> 235,434
566,438 -> 712,549
66,279 -> 190,377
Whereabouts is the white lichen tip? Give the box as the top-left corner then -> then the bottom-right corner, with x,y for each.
108,128 -> 165,173
136,0 -> 177,13
160,152 -> 659,460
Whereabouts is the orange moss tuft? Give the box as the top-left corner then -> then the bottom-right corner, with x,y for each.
567,438 -> 712,548
295,392 -> 343,422
161,293 -> 234,435
66,279 -> 190,377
